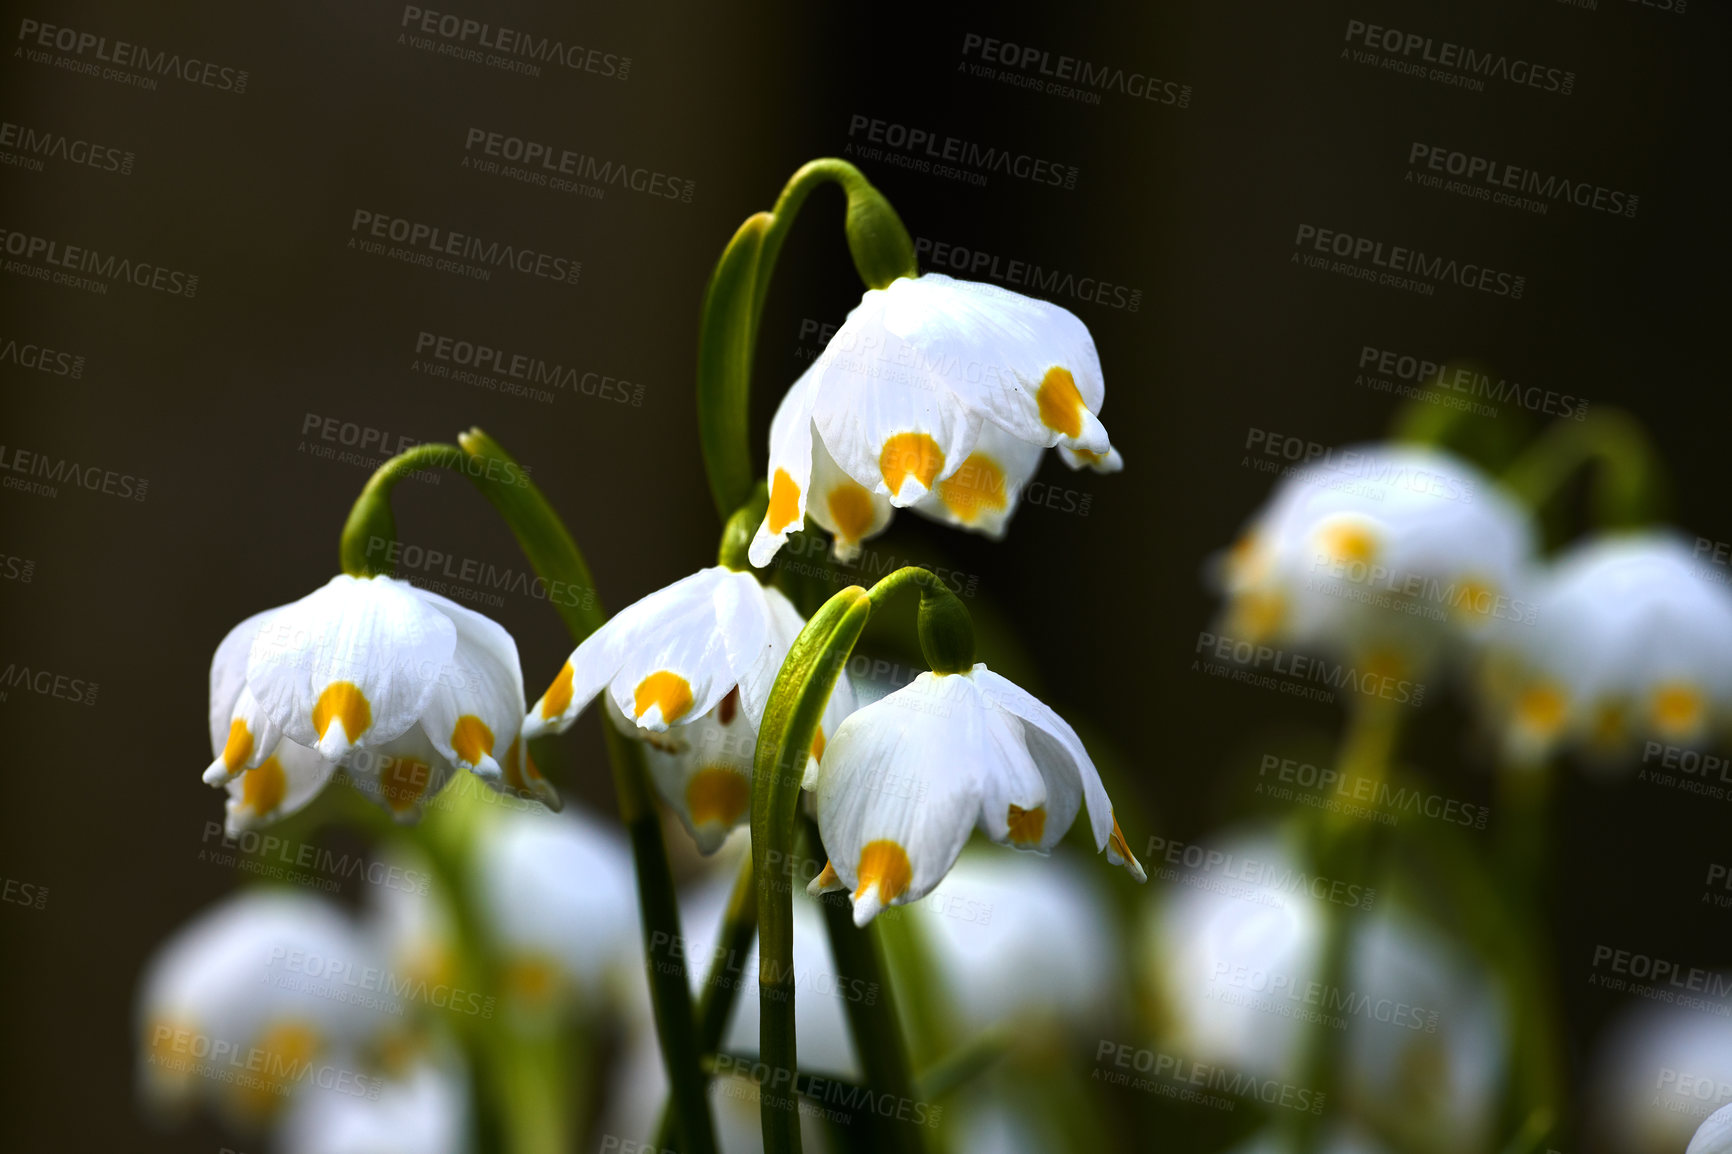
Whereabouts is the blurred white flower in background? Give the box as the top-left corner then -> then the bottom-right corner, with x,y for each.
1588,993 -> 1732,1154
1143,825 -> 1505,1151
749,273 -> 1122,565
135,889 -> 397,1127
1477,533 -> 1732,764
472,805 -> 640,1018
204,575 -> 555,834
277,1039 -> 471,1154
1217,444 -> 1535,675
522,565 -> 855,852
1691,1102 -> 1732,1154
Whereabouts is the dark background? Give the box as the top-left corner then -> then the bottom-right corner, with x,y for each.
1,0 -> 1727,1149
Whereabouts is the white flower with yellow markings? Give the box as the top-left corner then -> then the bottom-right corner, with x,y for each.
1482,533 -> 1732,762
522,565 -> 855,852
203,575 -> 555,833
808,662 -> 1144,925
1219,444 -> 1534,668
749,273 -> 1122,565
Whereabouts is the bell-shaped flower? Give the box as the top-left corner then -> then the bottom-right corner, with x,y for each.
135,890 -> 393,1125
522,566 -> 855,852
278,1039 -> 470,1154
749,273 -> 1123,565
808,662 -> 1144,925
203,575 -> 555,833
1478,533 -> 1732,762
473,806 -> 639,1016
1217,444 -> 1534,670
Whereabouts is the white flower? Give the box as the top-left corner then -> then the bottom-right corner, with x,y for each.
749,273 -> 1122,565
522,565 -> 855,852
473,806 -> 639,1014
1691,1103 -> 1732,1154
204,575 -> 554,833
1479,532 -> 1732,761
136,890 -> 393,1124
278,1041 -> 470,1154
808,662 -> 1144,925
1589,993 -> 1732,1154
1218,444 -> 1534,667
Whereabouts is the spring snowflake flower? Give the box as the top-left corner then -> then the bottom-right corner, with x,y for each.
522,566 -> 854,852
808,662 -> 1144,925
749,273 -> 1123,565
1480,533 -> 1732,762
1218,444 -> 1534,669
203,575 -> 555,833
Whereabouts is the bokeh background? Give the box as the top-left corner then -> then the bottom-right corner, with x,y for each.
2,0 -> 1729,1150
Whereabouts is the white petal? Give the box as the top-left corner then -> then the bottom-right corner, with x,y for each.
222,739 -> 339,837
246,575 -> 456,762
631,693 -> 757,854
750,368 -> 820,568
209,607 -> 282,752
735,584 -> 805,729
410,588 -> 526,779
605,568 -> 767,733
814,673 -> 986,924
911,420 -> 1045,540
971,702 -> 1052,850
341,724 -> 457,824
805,434 -> 895,560
1059,444 -> 1124,473
203,686 -> 284,785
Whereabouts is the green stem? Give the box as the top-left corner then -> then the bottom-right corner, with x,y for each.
1500,407 -> 1664,529
695,159 -> 915,520
338,442 -> 467,577
338,429 -> 717,1154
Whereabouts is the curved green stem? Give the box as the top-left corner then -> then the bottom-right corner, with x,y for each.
1500,407 -> 1664,529
339,429 -> 717,1154
695,159 -> 916,520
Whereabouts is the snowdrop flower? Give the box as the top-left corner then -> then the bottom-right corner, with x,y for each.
522,566 -> 855,852
136,890 -> 392,1124
278,1041 -> 470,1154
204,575 -> 555,833
1691,1103 -> 1732,1154
1218,444 -> 1534,669
808,662 -> 1144,925
1479,533 -> 1732,762
749,273 -> 1122,565
473,806 -> 639,1014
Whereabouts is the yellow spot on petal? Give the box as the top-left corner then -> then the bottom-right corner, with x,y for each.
854,840 -> 912,906
221,719 -> 253,772
813,860 -> 841,891
880,432 -> 945,497
240,757 -> 287,816
1314,517 -> 1381,567
1515,683 -> 1567,736
634,671 -> 693,723
540,662 -> 575,720
685,766 -> 750,828
1452,575 -> 1498,623
1590,699 -> 1628,748
1653,682 -> 1705,737
767,467 -> 802,535
1037,366 -> 1085,438
1006,803 -> 1046,846
235,1020 -> 319,1116
504,954 -> 562,1005
827,481 -> 877,544
1232,589 -> 1287,642
450,714 -> 494,765
1107,812 -> 1144,877
312,681 -> 371,745
810,726 -> 826,763
935,452 -> 1008,524
381,757 -> 432,815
